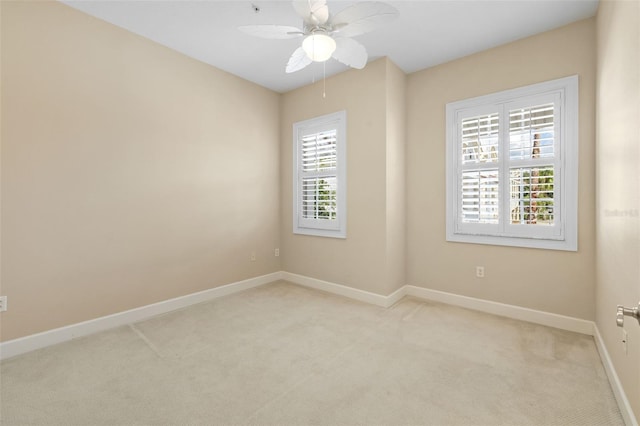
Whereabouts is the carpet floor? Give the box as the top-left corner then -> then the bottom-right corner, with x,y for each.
0,280 -> 624,425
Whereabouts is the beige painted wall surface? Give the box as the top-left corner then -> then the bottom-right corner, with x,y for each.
406,19 -> 597,320
0,1 -> 280,341
280,58 -> 405,296
384,60 -> 406,294
596,0 -> 640,420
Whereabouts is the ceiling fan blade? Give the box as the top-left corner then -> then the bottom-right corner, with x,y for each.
286,47 -> 313,73
332,38 -> 368,69
329,2 -> 399,38
238,25 -> 303,40
292,0 -> 329,26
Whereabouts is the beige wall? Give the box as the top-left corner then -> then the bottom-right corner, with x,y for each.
596,0 -> 640,420
280,58 -> 405,296
384,60 -> 406,294
2,3 -> 637,419
0,0 -> 621,377
0,1 -> 280,341
406,19 -> 597,320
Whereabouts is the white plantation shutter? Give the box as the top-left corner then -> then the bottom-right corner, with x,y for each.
293,111 -> 346,238
459,112 -> 501,228
461,169 -> 500,224
302,131 -> 337,172
446,76 -> 578,251
509,103 -> 555,160
301,130 -> 338,221
507,100 -> 558,233
509,166 -> 555,225
302,177 -> 337,220
504,95 -> 562,240
461,113 -> 500,165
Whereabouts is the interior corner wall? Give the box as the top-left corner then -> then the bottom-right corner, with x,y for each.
595,0 -> 640,419
384,60 -> 406,295
0,0 -> 610,348
405,18 -> 598,320
0,1 -> 281,341
280,58 -> 405,296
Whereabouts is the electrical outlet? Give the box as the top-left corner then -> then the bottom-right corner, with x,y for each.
274,248 -> 280,257
0,296 -> 7,312
250,252 -> 256,262
476,266 -> 485,278
622,329 -> 628,354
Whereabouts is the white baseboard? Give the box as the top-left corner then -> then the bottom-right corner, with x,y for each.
386,285 -> 408,307
1,272 -> 635,424
593,325 -> 638,426
281,271 -> 403,308
280,274 -> 594,335
0,273 -> 596,357
405,285 -> 595,335
0,272 -> 283,361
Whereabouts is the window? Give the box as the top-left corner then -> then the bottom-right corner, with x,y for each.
446,76 -> 578,251
293,111 -> 346,238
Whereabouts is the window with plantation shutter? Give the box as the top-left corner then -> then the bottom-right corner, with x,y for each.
293,111 -> 346,238
446,76 -> 578,251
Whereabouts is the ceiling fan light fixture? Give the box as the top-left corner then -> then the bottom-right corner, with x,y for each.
302,33 -> 336,62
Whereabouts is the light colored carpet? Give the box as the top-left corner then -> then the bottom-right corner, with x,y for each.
0,280 -> 623,425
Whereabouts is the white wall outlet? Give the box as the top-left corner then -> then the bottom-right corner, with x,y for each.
0,296 -> 7,312
250,252 -> 256,262
274,248 -> 280,257
476,266 -> 485,278
622,328 -> 628,354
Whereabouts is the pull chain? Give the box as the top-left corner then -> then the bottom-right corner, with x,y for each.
323,60 -> 326,99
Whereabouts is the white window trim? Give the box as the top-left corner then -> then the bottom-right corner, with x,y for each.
446,75 -> 578,251
293,111 -> 347,238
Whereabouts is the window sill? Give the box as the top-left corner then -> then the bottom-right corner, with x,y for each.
293,227 -> 346,239
446,233 -> 577,251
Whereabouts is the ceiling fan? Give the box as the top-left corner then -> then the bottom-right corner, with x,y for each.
239,0 -> 399,73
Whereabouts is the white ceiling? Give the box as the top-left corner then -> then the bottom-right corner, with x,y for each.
62,0 -> 599,93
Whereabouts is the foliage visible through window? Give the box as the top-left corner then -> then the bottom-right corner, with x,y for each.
446,76 -> 578,251
293,111 -> 346,238
301,130 -> 337,221
302,177 -> 337,220
508,103 -> 555,226
510,166 -> 554,225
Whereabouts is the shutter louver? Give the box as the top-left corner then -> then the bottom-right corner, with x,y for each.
461,169 -> 500,224
461,113 -> 499,165
447,76 -> 577,250
302,177 -> 337,220
508,103 -> 556,226
459,113 -> 500,225
299,129 -> 338,223
509,103 -> 554,160
302,131 -> 337,172
294,111 -> 346,238
509,166 -> 555,225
